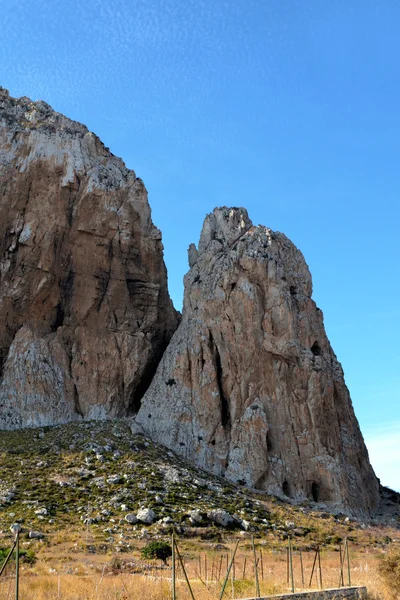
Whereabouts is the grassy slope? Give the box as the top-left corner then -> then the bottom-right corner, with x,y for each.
0,419 -> 398,555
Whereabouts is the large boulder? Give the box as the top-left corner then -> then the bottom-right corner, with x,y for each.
0,88 -> 179,428
135,207 -> 379,517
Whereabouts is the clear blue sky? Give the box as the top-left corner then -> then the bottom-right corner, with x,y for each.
1,0 -> 399,491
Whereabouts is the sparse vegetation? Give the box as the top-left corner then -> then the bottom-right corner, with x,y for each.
0,420 -> 398,599
0,546 -> 36,565
378,546 -> 400,599
141,541 -> 172,564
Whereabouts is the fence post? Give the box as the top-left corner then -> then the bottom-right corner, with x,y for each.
309,546 -> 319,588
15,530 -> 20,600
252,536 -> 260,598
317,547 -> 323,590
259,550 -> 264,581
346,538 -> 351,586
172,533 -> 176,600
219,540 -> 240,600
0,539 -> 17,577
339,543 -> 344,587
218,555 -> 223,582
299,548 -> 304,588
288,536 -> 294,593
286,547 -> 289,584
174,539 -> 196,600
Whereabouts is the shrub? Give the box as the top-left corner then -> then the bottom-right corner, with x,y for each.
141,541 -> 172,565
0,547 -> 36,566
378,546 -> 400,599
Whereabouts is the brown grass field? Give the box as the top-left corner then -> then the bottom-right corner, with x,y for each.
0,532 -> 397,599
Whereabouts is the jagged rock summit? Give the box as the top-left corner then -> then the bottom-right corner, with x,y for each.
135,207 -> 379,517
0,87 -> 179,428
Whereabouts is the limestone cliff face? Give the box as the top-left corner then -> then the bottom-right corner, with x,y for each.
135,207 -> 379,516
0,88 -> 179,428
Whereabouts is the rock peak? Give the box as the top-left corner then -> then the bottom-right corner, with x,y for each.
198,206 -> 252,254
136,207 -> 379,518
0,89 -> 179,429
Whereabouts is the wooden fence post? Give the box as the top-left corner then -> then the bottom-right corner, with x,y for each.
288,536 -> 294,593
299,548 -> 304,588
219,540 -> 240,600
174,539 -> 196,600
171,533 -> 176,600
252,536 -> 260,598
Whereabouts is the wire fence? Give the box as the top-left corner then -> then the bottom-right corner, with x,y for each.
0,529 -> 359,600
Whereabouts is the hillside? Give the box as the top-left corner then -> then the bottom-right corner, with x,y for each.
0,420 -> 398,554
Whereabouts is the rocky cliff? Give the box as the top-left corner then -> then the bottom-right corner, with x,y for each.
0,88 -> 179,428
0,89 -> 379,517
135,207 -> 379,516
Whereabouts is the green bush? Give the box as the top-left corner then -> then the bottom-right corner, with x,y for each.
141,541 -> 172,565
0,547 -> 36,566
378,546 -> 400,599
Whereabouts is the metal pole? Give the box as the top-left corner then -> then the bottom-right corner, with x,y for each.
15,531 -> 20,600
259,550 -> 264,581
252,536 -> 260,598
172,533 -> 176,600
219,540 -> 240,600
288,537 -> 294,593
242,557 -> 247,581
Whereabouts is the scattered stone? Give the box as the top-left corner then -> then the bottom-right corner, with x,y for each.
107,475 -> 122,485
189,509 -> 204,524
125,514 -> 138,524
136,508 -> 156,524
241,519 -> 252,531
207,509 -> 235,528
285,521 -> 295,529
29,530 -> 44,539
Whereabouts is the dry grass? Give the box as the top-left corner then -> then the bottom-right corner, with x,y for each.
0,421 -> 398,598
0,542 -> 394,599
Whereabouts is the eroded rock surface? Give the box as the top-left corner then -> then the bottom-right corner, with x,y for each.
135,207 -> 379,517
0,87 -> 178,428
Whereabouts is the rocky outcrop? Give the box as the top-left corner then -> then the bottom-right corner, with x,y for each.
0,87 -> 179,429
135,207 -> 379,516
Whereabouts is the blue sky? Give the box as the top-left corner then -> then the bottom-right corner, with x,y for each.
1,0 -> 399,491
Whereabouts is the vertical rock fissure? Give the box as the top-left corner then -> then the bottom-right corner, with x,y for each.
0,348 -> 8,381
209,330 -> 231,429
51,303 -> 65,331
73,384 -> 83,417
128,334 -> 171,416
216,347 -> 230,428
